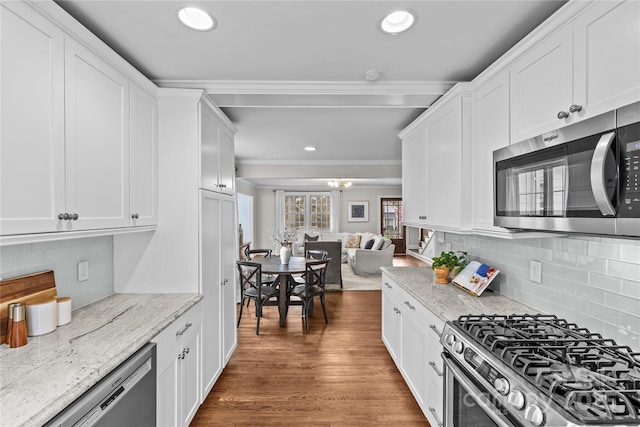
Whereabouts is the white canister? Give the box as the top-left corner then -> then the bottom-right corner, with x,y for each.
57,297 -> 72,326
25,299 -> 58,336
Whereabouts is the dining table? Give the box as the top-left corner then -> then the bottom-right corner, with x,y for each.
250,256 -> 309,327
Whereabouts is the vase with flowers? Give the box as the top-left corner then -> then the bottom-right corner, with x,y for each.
268,228 -> 298,264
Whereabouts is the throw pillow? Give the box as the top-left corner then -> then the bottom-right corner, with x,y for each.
372,236 -> 384,250
364,239 -> 375,250
304,233 -> 319,242
360,232 -> 375,248
345,234 -> 361,248
380,238 -> 392,250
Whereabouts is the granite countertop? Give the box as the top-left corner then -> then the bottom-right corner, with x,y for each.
0,293 -> 201,427
381,267 -> 538,321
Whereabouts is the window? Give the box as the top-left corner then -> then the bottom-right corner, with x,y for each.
283,193 -> 332,231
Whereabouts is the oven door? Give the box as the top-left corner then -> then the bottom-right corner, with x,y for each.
443,353 -> 520,427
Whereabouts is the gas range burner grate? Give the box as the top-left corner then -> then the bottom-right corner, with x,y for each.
454,314 -> 640,424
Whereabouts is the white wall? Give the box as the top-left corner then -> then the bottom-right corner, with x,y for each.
437,232 -> 640,350
0,237 -> 114,310
237,193 -> 253,244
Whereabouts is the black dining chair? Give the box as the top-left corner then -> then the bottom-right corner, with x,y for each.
289,258 -> 330,332
243,247 -> 272,260
236,260 -> 279,335
305,249 -> 328,260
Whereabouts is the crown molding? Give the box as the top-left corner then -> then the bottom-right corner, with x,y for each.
154,79 -> 455,96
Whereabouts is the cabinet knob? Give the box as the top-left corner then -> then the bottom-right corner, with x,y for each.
58,213 -> 70,220
71,213 -> 79,220
131,213 -> 139,219
557,110 -> 570,119
569,104 -> 582,113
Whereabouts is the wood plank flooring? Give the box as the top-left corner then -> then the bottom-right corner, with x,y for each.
192,256 -> 430,426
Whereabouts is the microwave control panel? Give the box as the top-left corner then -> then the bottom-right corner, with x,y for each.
622,139 -> 640,218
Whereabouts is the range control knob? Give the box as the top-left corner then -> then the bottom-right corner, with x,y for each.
494,378 -> 510,395
445,334 -> 456,346
524,405 -> 544,426
507,390 -> 525,409
452,341 -> 464,354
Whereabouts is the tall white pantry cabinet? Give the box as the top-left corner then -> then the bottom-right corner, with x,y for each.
113,89 -> 238,425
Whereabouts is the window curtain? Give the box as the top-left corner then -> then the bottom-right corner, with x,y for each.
330,190 -> 341,232
274,190 -> 285,231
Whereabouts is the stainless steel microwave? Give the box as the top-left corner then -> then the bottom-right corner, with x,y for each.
493,101 -> 640,237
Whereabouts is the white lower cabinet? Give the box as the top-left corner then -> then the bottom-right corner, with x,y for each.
153,302 -> 202,427
382,274 -> 444,425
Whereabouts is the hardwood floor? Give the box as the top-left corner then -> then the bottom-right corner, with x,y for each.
192,262 -> 429,426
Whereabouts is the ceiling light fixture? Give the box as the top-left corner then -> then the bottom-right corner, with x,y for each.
178,7 -> 216,31
304,146 -> 317,151
380,10 -> 416,35
328,180 -> 352,188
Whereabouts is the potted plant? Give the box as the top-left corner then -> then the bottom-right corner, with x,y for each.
431,251 -> 469,284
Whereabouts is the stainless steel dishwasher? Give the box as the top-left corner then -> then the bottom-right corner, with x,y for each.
45,343 -> 156,427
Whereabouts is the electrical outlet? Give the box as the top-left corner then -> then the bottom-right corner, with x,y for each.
529,260 -> 542,284
78,260 -> 89,282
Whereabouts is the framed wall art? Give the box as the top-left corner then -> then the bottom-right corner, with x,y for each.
347,201 -> 369,222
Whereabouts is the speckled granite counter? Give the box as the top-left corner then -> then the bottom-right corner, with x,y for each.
381,267 -> 539,321
0,293 -> 201,427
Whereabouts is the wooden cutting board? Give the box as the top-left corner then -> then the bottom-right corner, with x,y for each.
1,270 -> 57,342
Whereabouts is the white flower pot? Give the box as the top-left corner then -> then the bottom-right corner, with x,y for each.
280,246 -> 292,264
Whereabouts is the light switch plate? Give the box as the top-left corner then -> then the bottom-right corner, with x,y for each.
529,260 -> 542,283
78,260 -> 89,282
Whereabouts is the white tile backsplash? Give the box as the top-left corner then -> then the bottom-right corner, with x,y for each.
0,236 -> 114,310
438,232 -> 640,350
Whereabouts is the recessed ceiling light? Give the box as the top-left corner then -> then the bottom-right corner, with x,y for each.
304,146 -> 317,151
178,7 -> 216,31
380,10 -> 416,35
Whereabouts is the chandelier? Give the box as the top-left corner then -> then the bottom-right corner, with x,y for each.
328,180 -> 352,188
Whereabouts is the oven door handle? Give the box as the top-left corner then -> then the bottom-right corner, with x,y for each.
590,131 -> 617,216
443,355 -> 514,427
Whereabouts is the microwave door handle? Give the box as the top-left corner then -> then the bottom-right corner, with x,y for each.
590,131 -> 617,216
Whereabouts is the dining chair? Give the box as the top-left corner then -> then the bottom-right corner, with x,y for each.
290,258 -> 330,331
243,247 -> 272,260
305,249 -> 328,260
236,260 -> 279,335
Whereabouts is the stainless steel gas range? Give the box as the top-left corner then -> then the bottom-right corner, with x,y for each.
440,314 -> 640,427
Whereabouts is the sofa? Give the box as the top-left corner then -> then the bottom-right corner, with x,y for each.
344,232 -> 395,275
292,231 -> 394,276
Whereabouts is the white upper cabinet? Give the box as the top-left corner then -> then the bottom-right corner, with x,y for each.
471,71 -> 511,234
510,0 -> 640,143
130,84 -> 158,226
1,2 -> 158,241
572,0 -> 640,118
1,2 -> 65,235
400,125 -> 428,227
64,36 -> 130,231
510,25 -> 573,143
200,101 -> 236,194
424,92 -> 471,231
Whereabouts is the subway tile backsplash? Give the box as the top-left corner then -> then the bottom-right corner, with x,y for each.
438,233 -> 640,350
0,236 -> 114,310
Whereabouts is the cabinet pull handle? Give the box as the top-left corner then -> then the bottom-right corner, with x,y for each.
429,324 -> 443,338
569,104 -> 582,113
404,301 -> 415,311
384,282 -> 392,289
58,213 -> 70,220
428,407 -> 443,427
178,352 -> 185,360
557,110 -> 570,119
176,322 -> 193,336
184,347 -> 189,355
131,213 -> 139,219
429,361 -> 444,377
71,213 -> 79,220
